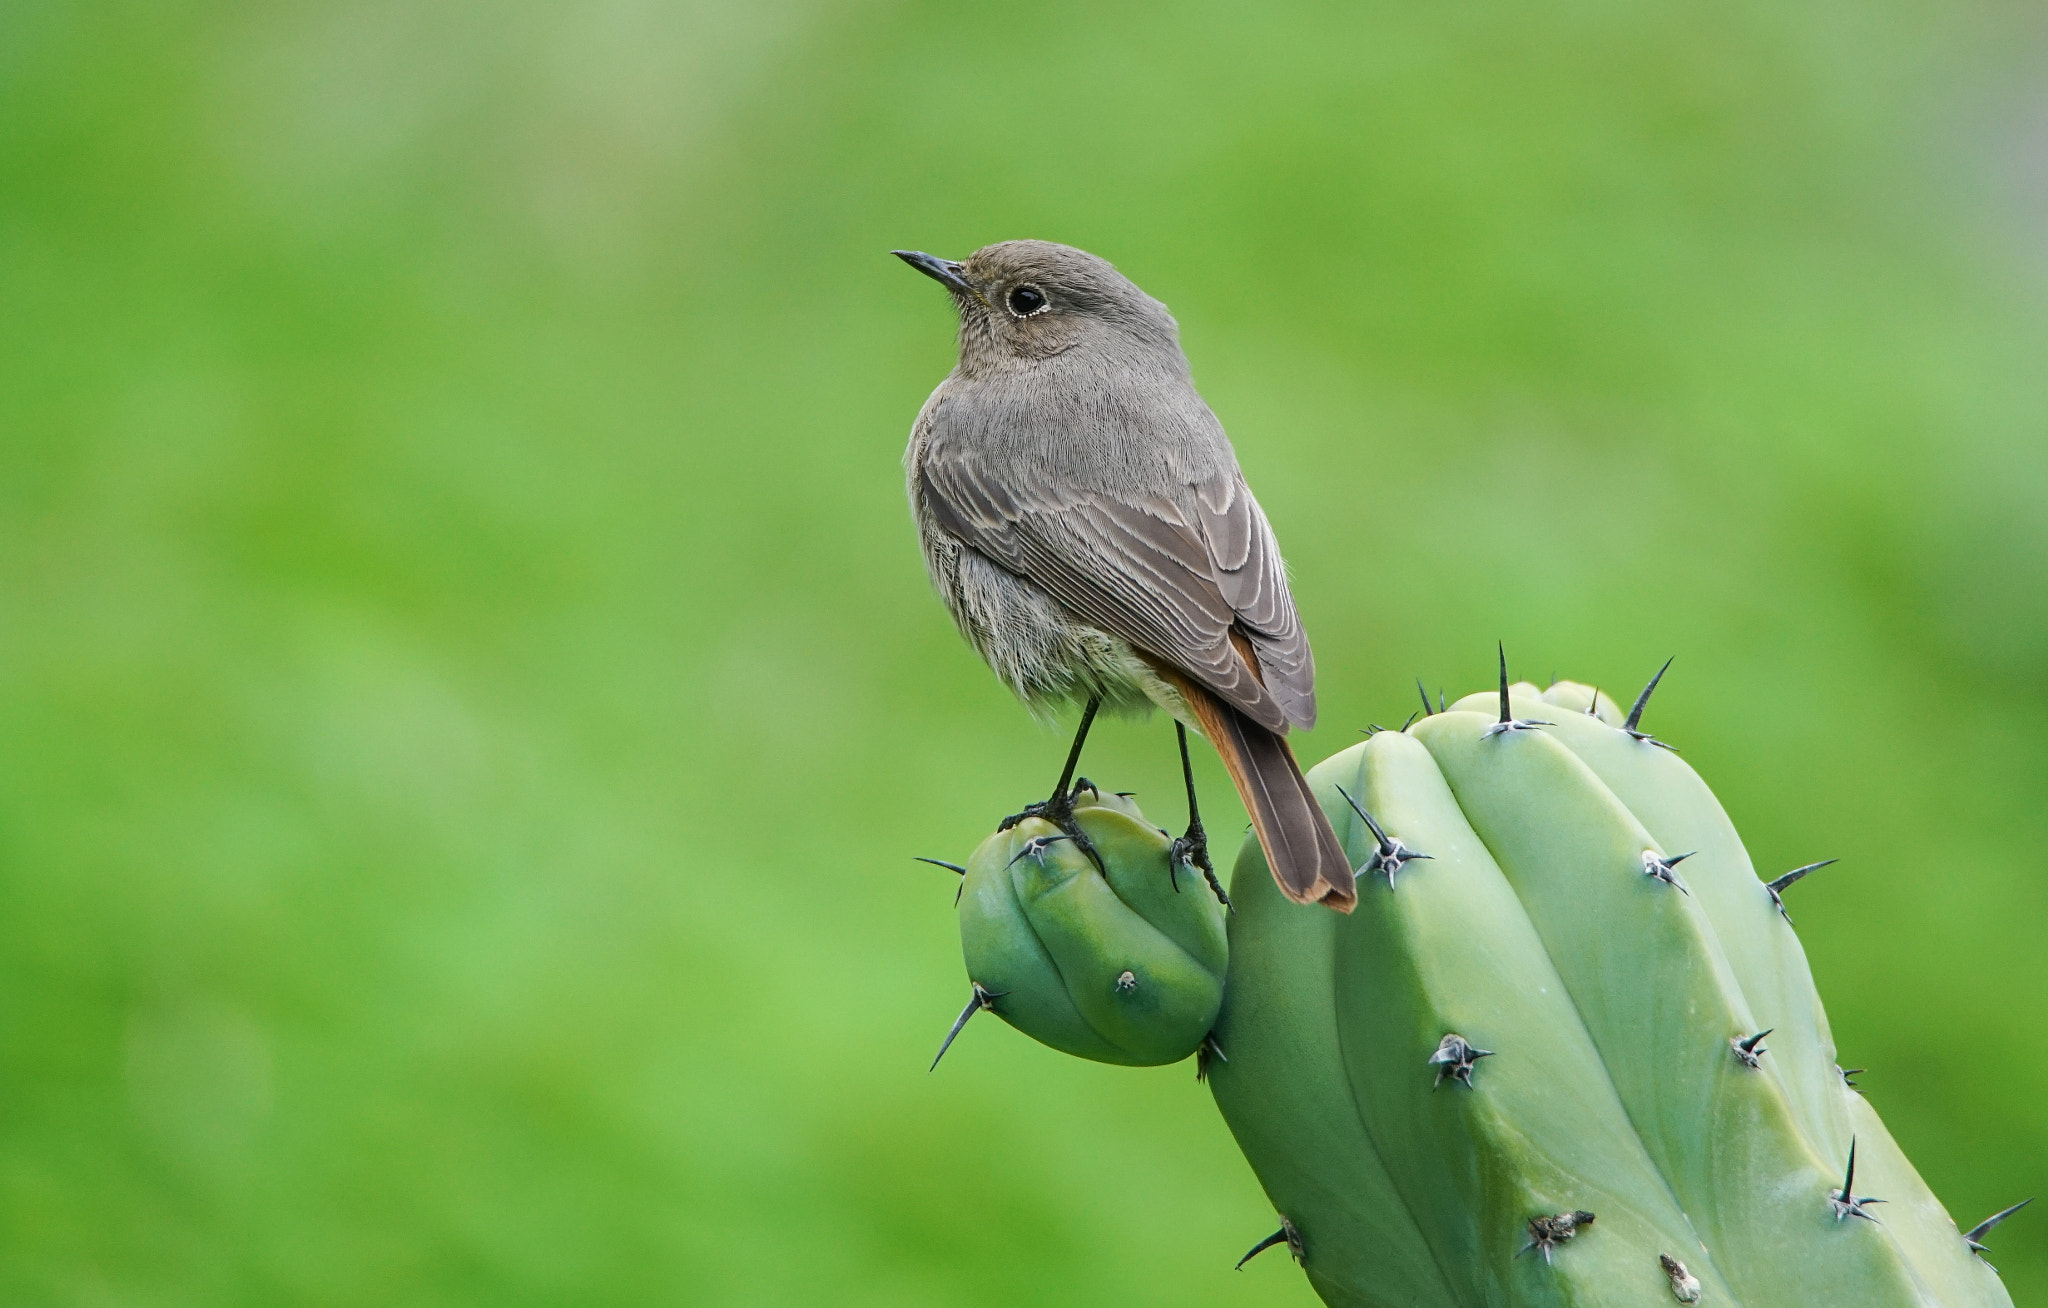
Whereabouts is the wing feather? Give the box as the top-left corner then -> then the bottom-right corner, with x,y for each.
1193,474 -> 1315,727
919,449 -> 1314,731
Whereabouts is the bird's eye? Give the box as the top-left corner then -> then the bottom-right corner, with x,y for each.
1006,284 -> 1048,317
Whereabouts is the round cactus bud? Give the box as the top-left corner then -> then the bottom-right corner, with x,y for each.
957,789 -> 1227,1066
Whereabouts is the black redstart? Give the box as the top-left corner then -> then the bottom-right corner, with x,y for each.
895,240 -> 1353,912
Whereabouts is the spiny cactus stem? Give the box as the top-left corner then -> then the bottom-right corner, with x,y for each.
1622,656 -> 1679,749
1483,642 -> 1550,737
1642,850 -> 1694,894
929,983 -> 1005,1072
1839,1065 -> 1865,1091
1235,1218 -> 1303,1270
1335,783 -> 1433,888
1519,1211 -> 1595,1264
1964,1198 -> 2032,1265
1429,1033 -> 1494,1087
1586,687 -> 1602,716
1731,1029 -> 1773,1068
1829,1138 -> 1885,1222
1196,1033 -> 1228,1082
1765,859 -> 1838,923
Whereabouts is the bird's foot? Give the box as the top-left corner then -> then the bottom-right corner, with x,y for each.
999,783 -> 1104,873
998,776 -> 1100,832
1169,818 -> 1232,909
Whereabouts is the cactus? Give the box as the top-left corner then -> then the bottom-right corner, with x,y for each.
938,787 -> 1227,1069
927,664 -> 2028,1306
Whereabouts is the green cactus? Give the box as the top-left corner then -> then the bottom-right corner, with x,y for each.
939,787 -> 1227,1069
929,663 -> 2028,1306
1210,668 -> 2019,1307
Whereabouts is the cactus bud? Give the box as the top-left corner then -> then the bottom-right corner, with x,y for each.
954,789 -> 1227,1066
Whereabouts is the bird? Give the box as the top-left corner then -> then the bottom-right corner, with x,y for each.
894,240 -> 1354,912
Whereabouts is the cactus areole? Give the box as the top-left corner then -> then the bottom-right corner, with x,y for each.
932,673 -> 2025,1306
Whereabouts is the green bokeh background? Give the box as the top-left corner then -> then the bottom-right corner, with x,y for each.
4,2 -> 2045,1303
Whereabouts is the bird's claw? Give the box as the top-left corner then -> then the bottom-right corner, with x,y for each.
1169,819 -> 1232,909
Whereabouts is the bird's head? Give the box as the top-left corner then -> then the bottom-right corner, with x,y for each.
893,240 -> 1181,373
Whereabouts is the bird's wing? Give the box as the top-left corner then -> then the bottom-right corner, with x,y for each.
918,449 -> 1313,732
1191,470 -> 1316,728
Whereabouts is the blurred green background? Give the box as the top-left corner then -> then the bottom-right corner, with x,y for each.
3,1 -> 2046,1303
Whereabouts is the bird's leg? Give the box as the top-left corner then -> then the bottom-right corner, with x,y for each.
999,696 -> 1098,825
999,697 -> 1104,870
1168,720 -> 1232,909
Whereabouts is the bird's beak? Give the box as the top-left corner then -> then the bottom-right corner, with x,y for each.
893,250 -> 976,297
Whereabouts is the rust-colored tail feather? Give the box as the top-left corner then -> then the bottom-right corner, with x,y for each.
1172,676 -> 1356,913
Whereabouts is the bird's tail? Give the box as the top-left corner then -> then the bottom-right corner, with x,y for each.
1172,677 -> 1356,913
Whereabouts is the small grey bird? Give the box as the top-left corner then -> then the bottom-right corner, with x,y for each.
895,240 -> 1354,912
